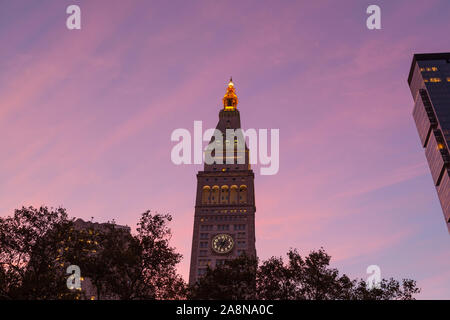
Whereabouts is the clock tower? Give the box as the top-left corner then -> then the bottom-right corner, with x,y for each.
188,79 -> 257,285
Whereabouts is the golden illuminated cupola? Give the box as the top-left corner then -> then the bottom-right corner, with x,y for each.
223,77 -> 238,111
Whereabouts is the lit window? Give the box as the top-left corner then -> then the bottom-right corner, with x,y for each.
430,78 -> 441,83
198,259 -> 211,266
447,78 -> 450,82
432,67 -> 438,71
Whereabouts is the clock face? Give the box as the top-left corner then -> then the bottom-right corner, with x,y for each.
211,234 -> 234,254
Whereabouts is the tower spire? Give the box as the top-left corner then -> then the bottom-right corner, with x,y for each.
223,77 -> 238,111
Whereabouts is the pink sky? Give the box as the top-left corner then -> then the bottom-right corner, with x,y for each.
0,0 -> 449,298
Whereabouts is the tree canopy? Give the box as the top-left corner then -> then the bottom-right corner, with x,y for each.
189,248 -> 420,300
0,206 -> 420,300
0,206 -> 185,300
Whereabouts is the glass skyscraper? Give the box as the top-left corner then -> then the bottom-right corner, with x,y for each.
408,53 -> 450,233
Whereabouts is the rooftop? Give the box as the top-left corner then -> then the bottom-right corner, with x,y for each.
408,52 -> 450,85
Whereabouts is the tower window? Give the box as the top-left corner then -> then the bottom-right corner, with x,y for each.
239,185 -> 248,203
216,259 -> 226,266
198,259 -> 211,266
202,186 -> 211,204
217,224 -> 229,231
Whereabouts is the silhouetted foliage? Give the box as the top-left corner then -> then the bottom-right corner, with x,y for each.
80,211 -> 186,299
0,206 -> 420,300
189,253 -> 257,300
189,248 -> 420,300
0,206 -> 76,299
0,206 -> 185,300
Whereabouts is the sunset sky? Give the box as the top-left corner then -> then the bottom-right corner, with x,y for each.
0,0 -> 449,298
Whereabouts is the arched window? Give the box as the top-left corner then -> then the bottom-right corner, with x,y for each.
220,185 -> 229,204
201,186 -> 211,204
239,185 -> 248,204
211,186 -> 220,204
230,185 -> 238,204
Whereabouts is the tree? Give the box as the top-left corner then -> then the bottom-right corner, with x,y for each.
0,206 -> 186,300
0,206 -> 78,299
350,278 -> 420,300
80,211 -> 186,300
134,211 -> 186,299
258,248 -> 355,300
189,248 -> 421,300
189,253 -> 257,300
258,248 -> 420,300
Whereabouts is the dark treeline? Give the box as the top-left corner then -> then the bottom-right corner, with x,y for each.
0,206 -> 420,300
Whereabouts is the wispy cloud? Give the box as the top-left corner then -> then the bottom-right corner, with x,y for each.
0,0 -> 449,298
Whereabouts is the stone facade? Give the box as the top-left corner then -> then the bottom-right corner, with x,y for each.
188,79 -> 257,284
